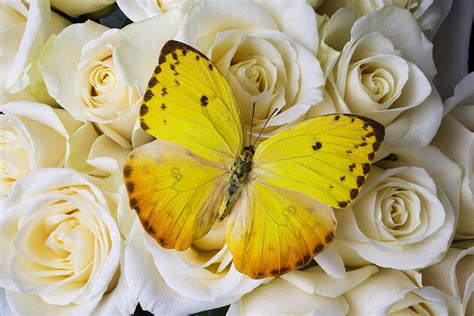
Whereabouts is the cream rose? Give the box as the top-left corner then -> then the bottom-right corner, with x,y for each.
0,101 -> 93,197
228,265 -> 379,315
50,0 -> 115,17
175,0 -> 324,138
423,241 -> 474,315
321,7 -> 442,150
334,145 -> 460,269
117,0 -> 196,22
0,168 -> 135,315
432,73 -> 474,239
345,269 -> 463,315
0,0 -> 69,103
43,21 -> 147,149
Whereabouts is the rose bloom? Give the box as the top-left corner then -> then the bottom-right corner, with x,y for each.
0,168 -> 135,315
431,73 -> 474,239
345,269 -> 463,315
333,145 -> 460,269
228,265 -> 378,315
0,0 -> 69,103
316,0 -> 452,39
423,241 -> 474,315
318,7 -> 442,151
43,20 -> 149,150
116,0 -> 325,140
0,101 -> 98,197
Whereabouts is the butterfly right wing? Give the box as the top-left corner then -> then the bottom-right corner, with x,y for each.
226,181 -> 335,279
124,140 -> 227,250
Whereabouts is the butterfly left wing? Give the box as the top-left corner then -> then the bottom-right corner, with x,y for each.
226,181 -> 335,279
253,113 -> 384,209
140,40 -> 244,164
124,140 -> 227,250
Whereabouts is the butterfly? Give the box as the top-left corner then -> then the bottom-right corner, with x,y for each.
123,40 -> 384,279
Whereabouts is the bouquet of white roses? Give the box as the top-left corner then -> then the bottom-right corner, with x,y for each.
0,0 -> 472,315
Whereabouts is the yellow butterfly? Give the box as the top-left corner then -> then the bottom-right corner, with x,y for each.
123,40 -> 384,279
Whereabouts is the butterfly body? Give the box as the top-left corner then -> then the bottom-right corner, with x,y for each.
218,145 -> 255,221
125,40 -> 385,279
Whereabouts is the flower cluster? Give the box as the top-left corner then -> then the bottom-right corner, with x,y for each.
0,0 -> 472,315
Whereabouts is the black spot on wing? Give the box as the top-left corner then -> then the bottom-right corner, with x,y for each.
350,188 -> 358,199
200,95 -> 209,106
357,176 -> 365,187
312,142 -> 322,151
126,181 -> 135,193
123,164 -> 132,178
314,244 -> 324,253
143,90 -> 154,102
148,76 -> 158,88
140,104 -> 149,116
362,163 -> 370,175
338,201 -> 348,208
325,231 -> 335,243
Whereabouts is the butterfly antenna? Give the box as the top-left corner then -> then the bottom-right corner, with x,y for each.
252,107 -> 279,146
248,102 -> 256,146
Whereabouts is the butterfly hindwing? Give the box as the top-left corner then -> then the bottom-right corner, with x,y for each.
253,114 -> 384,209
124,140 -> 227,250
140,40 -> 244,164
227,181 -> 336,279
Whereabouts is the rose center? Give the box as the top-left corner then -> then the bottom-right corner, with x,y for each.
89,62 -> 117,97
229,59 -> 270,95
46,215 -> 80,257
360,64 -> 394,104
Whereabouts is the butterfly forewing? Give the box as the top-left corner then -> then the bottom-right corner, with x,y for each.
253,114 -> 384,209
140,40 -> 244,164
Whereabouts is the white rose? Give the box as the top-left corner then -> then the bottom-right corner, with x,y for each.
124,219 -> 263,314
322,7 -> 442,150
117,0 -> 196,22
50,0 -> 115,17
0,168 -> 135,315
345,269 -> 463,315
431,72 -> 474,239
174,0 -> 324,138
0,0 -> 69,103
334,145 -> 460,269
228,265 -> 379,315
43,20 -> 149,149
423,241 -> 474,315
317,0 -> 452,39
0,101 -> 92,197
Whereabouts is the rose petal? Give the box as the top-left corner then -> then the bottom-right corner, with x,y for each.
227,277 -> 348,316
254,0 -> 318,52
115,9 -> 186,90
281,265 -> 378,298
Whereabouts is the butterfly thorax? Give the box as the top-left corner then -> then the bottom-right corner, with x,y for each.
217,146 -> 255,221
